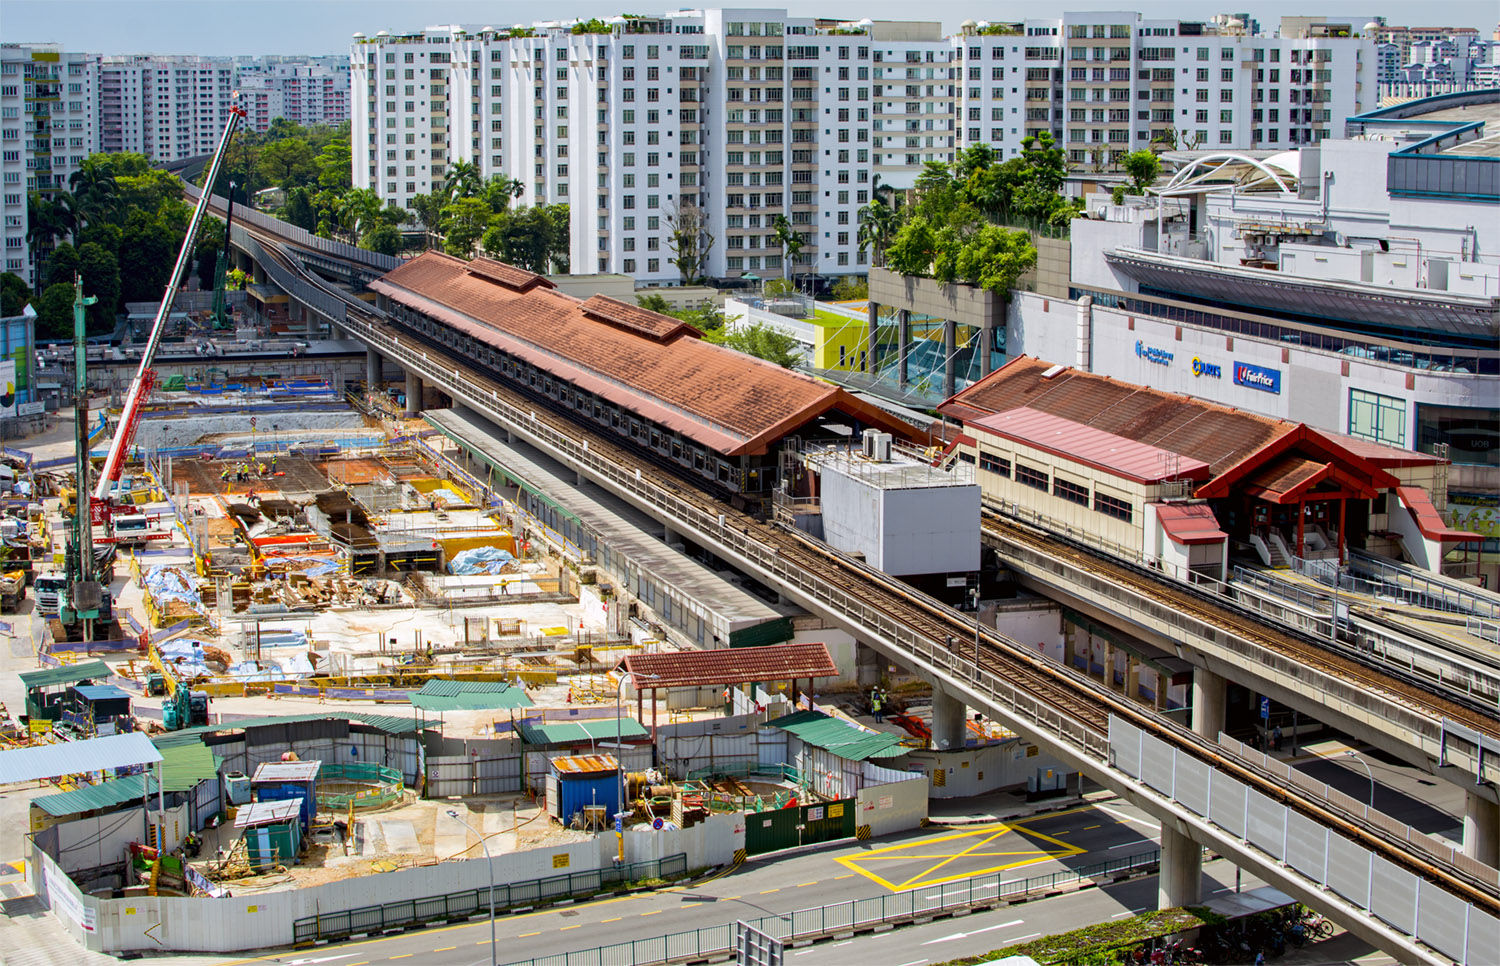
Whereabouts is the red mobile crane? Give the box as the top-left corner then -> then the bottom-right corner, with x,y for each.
90,102 -> 247,510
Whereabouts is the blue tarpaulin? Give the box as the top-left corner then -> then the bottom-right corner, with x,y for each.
448,546 -> 515,575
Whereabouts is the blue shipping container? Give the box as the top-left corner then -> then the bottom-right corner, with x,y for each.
557,773 -> 620,828
255,784 -> 315,830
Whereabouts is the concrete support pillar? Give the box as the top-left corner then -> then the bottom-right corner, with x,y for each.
1102,640 -> 1116,689
979,316 -> 994,378
663,524 -> 679,547
1125,656 -> 1142,704
897,309 -> 911,389
856,643 -> 881,689
365,348 -> 381,390
1191,668 -> 1227,740
943,319 -> 958,399
931,685 -> 967,751
404,372 -> 422,417
1158,825 -> 1203,909
1464,791 -> 1500,866
866,301 -> 879,374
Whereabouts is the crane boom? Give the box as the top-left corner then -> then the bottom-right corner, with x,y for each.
94,102 -> 246,500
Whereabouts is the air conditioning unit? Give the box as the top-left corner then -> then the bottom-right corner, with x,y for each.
873,432 -> 893,463
861,427 -> 880,459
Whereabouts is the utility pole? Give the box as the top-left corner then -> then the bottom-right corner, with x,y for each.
70,275 -> 100,642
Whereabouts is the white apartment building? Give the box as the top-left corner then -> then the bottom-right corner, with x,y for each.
237,60 -> 351,131
1,43 -> 99,285
354,11 -> 1379,285
351,11 -> 956,285
956,14 -> 1376,168
98,56 -> 236,161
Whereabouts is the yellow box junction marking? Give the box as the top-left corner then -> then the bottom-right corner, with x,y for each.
835,821 -> 1085,891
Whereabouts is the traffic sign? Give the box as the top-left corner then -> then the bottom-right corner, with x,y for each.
614,816 -> 623,833
1260,697 -> 1270,720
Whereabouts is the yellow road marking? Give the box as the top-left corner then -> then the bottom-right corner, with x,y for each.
836,821 -> 1087,892
723,895 -> 741,900
390,955 -> 413,960
797,881 -> 818,887
434,947 -> 456,952
834,874 -> 855,880
560,924 -> 582,930
641,910 -> 663,916
760,888 -> 779,894
602,917 -> 622,923
1085,825 -> 1101,830
519,932 -> 541,938
476,940 -> 491,945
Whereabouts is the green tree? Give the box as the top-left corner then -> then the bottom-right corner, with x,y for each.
665,201 -> 713,284
118,211 -> 175,306
1122,149 -> 1162,195
0,273 -> 29,317
257,138 -> 318,189
831,276 -> 867,300
68,155 -> 120,226
195,217 -> 224,287
856,198 -> 899,267
408,192 -> 447,249
117,168 -> 183,214
884,216 -> 939,277
279,187 -> 318,232
762,278 -> 795,297
772,214 -> 803,286
442,197 -> 492,256
34,282 -> 75,339
77,242 -> 120,332
481,175 -> 524,212
952,225 -> 1036,297
314,137 -> 352,191
635,294 -> 673,315
444,159 -> 482,202
360,223 -> 403,256
481,205 -> 570,273
336,188 -> 385,240
711,321 -> 802,368
47,242 -> 80,289
76,221 -> 123,258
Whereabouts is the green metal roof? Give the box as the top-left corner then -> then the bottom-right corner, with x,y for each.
158,742 -> 219,792
515,717 -> 650,746
765,710 -> 910,761
151,712 -> 432,748
32,773 -> 155,817
411,679 -> 535,713
18,660 -> 112,691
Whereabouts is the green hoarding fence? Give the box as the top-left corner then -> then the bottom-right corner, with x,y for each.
292,853 -> 689,944
745,798 -> 854,855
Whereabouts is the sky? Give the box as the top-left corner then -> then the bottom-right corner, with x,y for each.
4,0 -> 1497,57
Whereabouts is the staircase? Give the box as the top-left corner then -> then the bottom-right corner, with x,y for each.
1266,532 -> 1292,569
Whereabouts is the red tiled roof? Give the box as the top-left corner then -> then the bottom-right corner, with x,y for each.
465,257 -> 554,292
619,643 -> 839,689
941,356 -> 1293,475
1242,456 -> 1329,502
374,252 -> 919,456
971,407 -> 1212,484
1397,486 -> 1481,542
1153,502 -> 1228,545
580,295 -> 700,342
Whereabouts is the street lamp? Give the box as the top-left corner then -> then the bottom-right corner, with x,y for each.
614,670 -> 659,865
1344,750 -> 1375,808
446,809 -> 496,966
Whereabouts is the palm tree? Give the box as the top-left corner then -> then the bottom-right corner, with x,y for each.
445,159 -> 482,202
336,188 -> 385,241
26,192 -> 75,281
857,199 -> 899,268
772,215 -> 804,292
69,156 -> 119,227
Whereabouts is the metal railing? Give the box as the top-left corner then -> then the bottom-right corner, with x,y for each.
291,853 -> 689,944
502,850 -> 1162,966
1348,549 -> 1500,621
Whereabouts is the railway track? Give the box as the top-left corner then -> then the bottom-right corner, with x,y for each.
233,220 -> 1499,915
984,509 -> 1500,742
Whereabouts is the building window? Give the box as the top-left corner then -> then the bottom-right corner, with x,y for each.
1054,477 -> 1089,505
1349,389 -> 1406,448
1094,492 -> 1132,523
1416,403 -> 1499,467
1016,464 -> 1049,491
978,452 -> 1010,477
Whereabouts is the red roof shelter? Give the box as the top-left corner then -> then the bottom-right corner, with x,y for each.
618,644 -> 839,734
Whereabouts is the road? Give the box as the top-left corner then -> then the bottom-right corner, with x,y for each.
208,800 -> 1167,966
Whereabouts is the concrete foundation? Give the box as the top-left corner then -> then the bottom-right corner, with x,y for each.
1192,668 -> 1227,739
931,685 -> 967,752
1158,824 -> 1203,909
405,372 -> 423,417
1464,790 -> 1500,866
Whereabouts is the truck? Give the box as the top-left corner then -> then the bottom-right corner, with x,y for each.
34,572 -> 67,618
0,570 -> 24,612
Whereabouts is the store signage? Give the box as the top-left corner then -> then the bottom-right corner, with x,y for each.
1191,357 -> 1221,378
1135,341 -> 1173,365
1234,362 -> 1281,394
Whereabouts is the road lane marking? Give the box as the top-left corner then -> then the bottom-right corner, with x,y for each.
1084,825 -> 1101,830
1111,911 -> 1133,918
834,874 -> 855,880
389,956 -> 413,961
560,924 -> 582,930
519,932 -> 540,938
921,919 -> 1023,944
1093,803 -> 1160,831
972,919 -> 1023,935
760,888 -> 780,894
641,910 -> 663,916
896,960 -> 928,966
1013,933 -> 1041,941
796,881 -> 818,887
602,917 -> 622,923
433,947 -> 456,952
1109,841 -> 1142,849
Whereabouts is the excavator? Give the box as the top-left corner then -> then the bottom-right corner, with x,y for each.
148,642 -> 209,730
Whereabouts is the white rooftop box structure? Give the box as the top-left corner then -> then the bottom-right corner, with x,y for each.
810,432 -> 980,578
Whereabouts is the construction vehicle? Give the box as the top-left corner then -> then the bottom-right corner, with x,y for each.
0,570 -> 24,612
148,642 -> 209,730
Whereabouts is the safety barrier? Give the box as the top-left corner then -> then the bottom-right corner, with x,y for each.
501,850 -> 1163,966
292,853 -> 690,944
1111,715 -> 1496,964
316,762 -> 404,809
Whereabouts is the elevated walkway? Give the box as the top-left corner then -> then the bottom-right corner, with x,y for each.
423,406 -> 794,651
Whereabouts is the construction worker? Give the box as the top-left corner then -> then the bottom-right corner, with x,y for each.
219,466 -> 230,485
270,455 -> 278,474
258,461 -> 268,477
870,687 -> 884,724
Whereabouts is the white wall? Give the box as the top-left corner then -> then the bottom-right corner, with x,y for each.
820,462 -> 980,577
855,777 -> 928,837
897,740 -> 1073,800
51,811 -> 148,875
